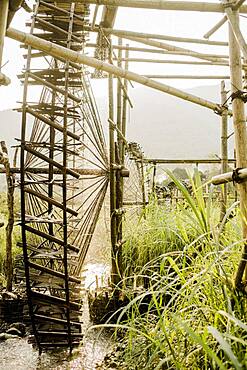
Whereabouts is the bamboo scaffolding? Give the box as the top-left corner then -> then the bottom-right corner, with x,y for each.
203,16 -> 227,39
113,34 -> 228,63
7,28 -> 224,114
55,0 -> 247,14
227,9 -> 247,288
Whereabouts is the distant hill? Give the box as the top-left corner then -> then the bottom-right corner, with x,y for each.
0,84 -> 235,165
126,84 -> 234,159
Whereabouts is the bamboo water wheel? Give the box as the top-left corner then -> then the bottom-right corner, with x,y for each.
17,0 -> 146,352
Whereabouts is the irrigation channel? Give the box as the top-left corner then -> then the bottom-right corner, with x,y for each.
1,0 -> 247,368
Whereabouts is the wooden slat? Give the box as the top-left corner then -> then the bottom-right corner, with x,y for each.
30,290 -> 81,310
34,313 -> 82,327
25,108 -> 80,141
25,225 -> 80,253
28,261 -> 81,283
24,187 -> 78,216
24,145 -> 80,179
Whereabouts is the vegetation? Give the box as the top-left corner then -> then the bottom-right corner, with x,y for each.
107,171 -> 247,369
0,192 -> 21,286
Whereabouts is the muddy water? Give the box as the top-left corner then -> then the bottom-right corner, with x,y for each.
0,263 -> 113,370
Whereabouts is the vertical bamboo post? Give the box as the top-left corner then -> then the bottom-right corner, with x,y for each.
0,0 -> 9,70
121,44 -> 129,161
116,37 -> 123,282
108,42 -> 118,286
220,80 -> 228,221
227,7 -> 247,288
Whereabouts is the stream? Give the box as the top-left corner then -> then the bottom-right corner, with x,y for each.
0,263 -> 113,370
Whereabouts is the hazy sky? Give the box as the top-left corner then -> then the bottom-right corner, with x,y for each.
1,0 -> 246,110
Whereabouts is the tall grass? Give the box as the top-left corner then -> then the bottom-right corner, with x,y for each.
111,170 -> 247,369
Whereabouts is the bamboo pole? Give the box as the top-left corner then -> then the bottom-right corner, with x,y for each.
116,37 -> 123,281
227,9 -> 247,288
212,168 -> 247,185
143,158 -> 235,164
89,26 -> 228,46
203,16 -> 227,39
121,44 -> 129,161
0,0 -> 9,71
6,28 -> 224,113
225,5 -> 247,59
108,43 -> 118,286
87,42 -> 230,58
114,34 -> 228,63
220,81 -> 228,221
116,58 -> 232,66
54,0 -> 247,14
143,75 -> 230,79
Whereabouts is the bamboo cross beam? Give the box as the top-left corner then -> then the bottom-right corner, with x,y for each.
143,75 -> 230,79
142,158 -> 236,164
88,26 -> 228,46
211,168 -> 247,185
203,16 -> 227,39
7,27 -> 224,113
113,34 -> 228,63
87,42 -> 230,58
114,58 -> 233,66
54,0 -> 247,13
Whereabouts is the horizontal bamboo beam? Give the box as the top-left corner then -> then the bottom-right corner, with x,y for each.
0,167 -> 107,175
0,72 -> 11,85
144,74 -> 230,79
143,158 -> 236,164
6,27 -> 223,113
54,0 -> 247,14
203,16 -> 227,39
113,34 -> 228,63
212,168 -> 247,185
87,42 -> 230,58
89,26 -> 228,46
115,58 -> 231,66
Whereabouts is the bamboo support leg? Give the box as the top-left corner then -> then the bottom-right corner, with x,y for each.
220,81 -> 228,222
228,10 -> 247,288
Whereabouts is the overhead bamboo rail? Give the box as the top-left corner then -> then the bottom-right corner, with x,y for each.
53,0 -> 247,13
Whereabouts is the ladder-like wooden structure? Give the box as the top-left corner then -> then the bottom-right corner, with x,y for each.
19,0 -> 109,352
